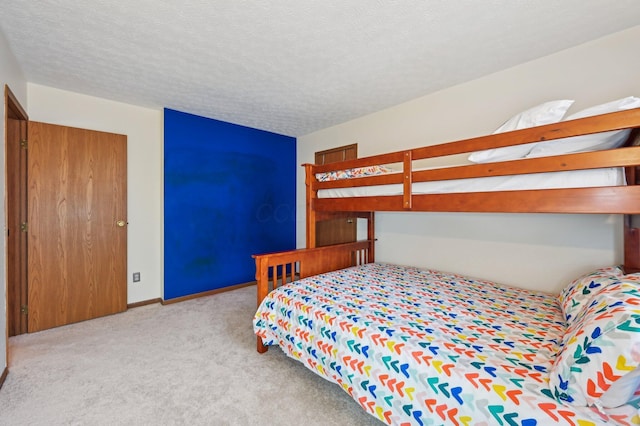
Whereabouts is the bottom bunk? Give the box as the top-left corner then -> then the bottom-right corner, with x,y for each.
253,253 -> 640,425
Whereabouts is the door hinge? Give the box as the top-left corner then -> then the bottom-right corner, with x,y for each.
20,139 -> 27,149
20,222 -> 28,233
20,305 -> 28,315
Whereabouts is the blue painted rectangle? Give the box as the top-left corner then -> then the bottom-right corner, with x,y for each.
164,109 -> 296,299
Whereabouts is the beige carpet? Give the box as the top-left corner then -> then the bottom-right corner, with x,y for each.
0,286 -> 380,425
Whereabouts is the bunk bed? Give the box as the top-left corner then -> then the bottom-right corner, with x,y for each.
253,103 -> 640,425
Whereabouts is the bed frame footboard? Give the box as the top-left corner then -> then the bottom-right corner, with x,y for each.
253,240 -> 374,353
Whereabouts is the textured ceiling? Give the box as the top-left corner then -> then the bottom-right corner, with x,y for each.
1,1 -> 639,136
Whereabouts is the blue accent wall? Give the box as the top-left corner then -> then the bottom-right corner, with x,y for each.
164,109 -> 296,300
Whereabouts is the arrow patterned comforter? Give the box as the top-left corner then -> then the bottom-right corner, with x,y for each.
253,262 -> 639,425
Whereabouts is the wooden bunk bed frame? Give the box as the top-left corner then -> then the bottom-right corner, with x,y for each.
254,107 -> 640,353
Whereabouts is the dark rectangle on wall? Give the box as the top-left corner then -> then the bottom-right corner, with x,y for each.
164,109 -> 296,300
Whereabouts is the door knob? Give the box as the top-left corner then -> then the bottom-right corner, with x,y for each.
116,220 -> 127,227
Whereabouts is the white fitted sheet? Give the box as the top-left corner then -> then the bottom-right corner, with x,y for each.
317,167 -> 626,198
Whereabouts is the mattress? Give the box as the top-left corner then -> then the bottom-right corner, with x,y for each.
253,262 -> 636,425
317,167 -> 625,198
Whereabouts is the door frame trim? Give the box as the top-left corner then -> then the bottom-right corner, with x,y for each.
5,84 -> 29,361
6,85 -> 27,119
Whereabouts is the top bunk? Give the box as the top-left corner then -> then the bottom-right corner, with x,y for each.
306,105 -> 640,217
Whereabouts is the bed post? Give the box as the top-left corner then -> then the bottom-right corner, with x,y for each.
367,211 -> 375,263
254,255 -> 269,353
624,154 -> 640,274
624,217 -> 640,274
305,163 -> 317,248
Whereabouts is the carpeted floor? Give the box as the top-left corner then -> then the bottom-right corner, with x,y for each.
0,286 -> 381,425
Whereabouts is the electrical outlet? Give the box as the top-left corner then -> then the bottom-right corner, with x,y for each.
133,272 -> 141,282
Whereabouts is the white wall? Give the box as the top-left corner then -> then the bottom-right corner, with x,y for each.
27,84 -> 163,304
1,29 -> 27,373
298,25 -> 640,293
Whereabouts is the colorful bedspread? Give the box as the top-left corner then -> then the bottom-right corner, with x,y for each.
253,263 -> 632,425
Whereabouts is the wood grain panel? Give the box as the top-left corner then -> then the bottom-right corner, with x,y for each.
313,187 -> 640,214
28,121 -> 127,332
315,144 -> 357,166
6,117 -> 27,336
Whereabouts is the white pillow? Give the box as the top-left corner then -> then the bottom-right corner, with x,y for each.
599,366 -> 640,408
526,96 -> 640,158
468,100 -> 574,163
564,96 -> 640,121
525,129 -> 631,159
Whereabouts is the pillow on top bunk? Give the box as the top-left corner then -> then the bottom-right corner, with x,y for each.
565,96 -> 640,120
549,280 -> 640,408
558,265 -> 624,323
525,96 -> 640,158
468,99 -> 574,163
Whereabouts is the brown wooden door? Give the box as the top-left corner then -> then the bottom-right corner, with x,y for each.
27,121 -> 127,332
315,144 -> 357,246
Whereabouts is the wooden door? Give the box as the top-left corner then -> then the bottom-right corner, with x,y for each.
27,122 -> 127,332
315,144 -> 357,246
